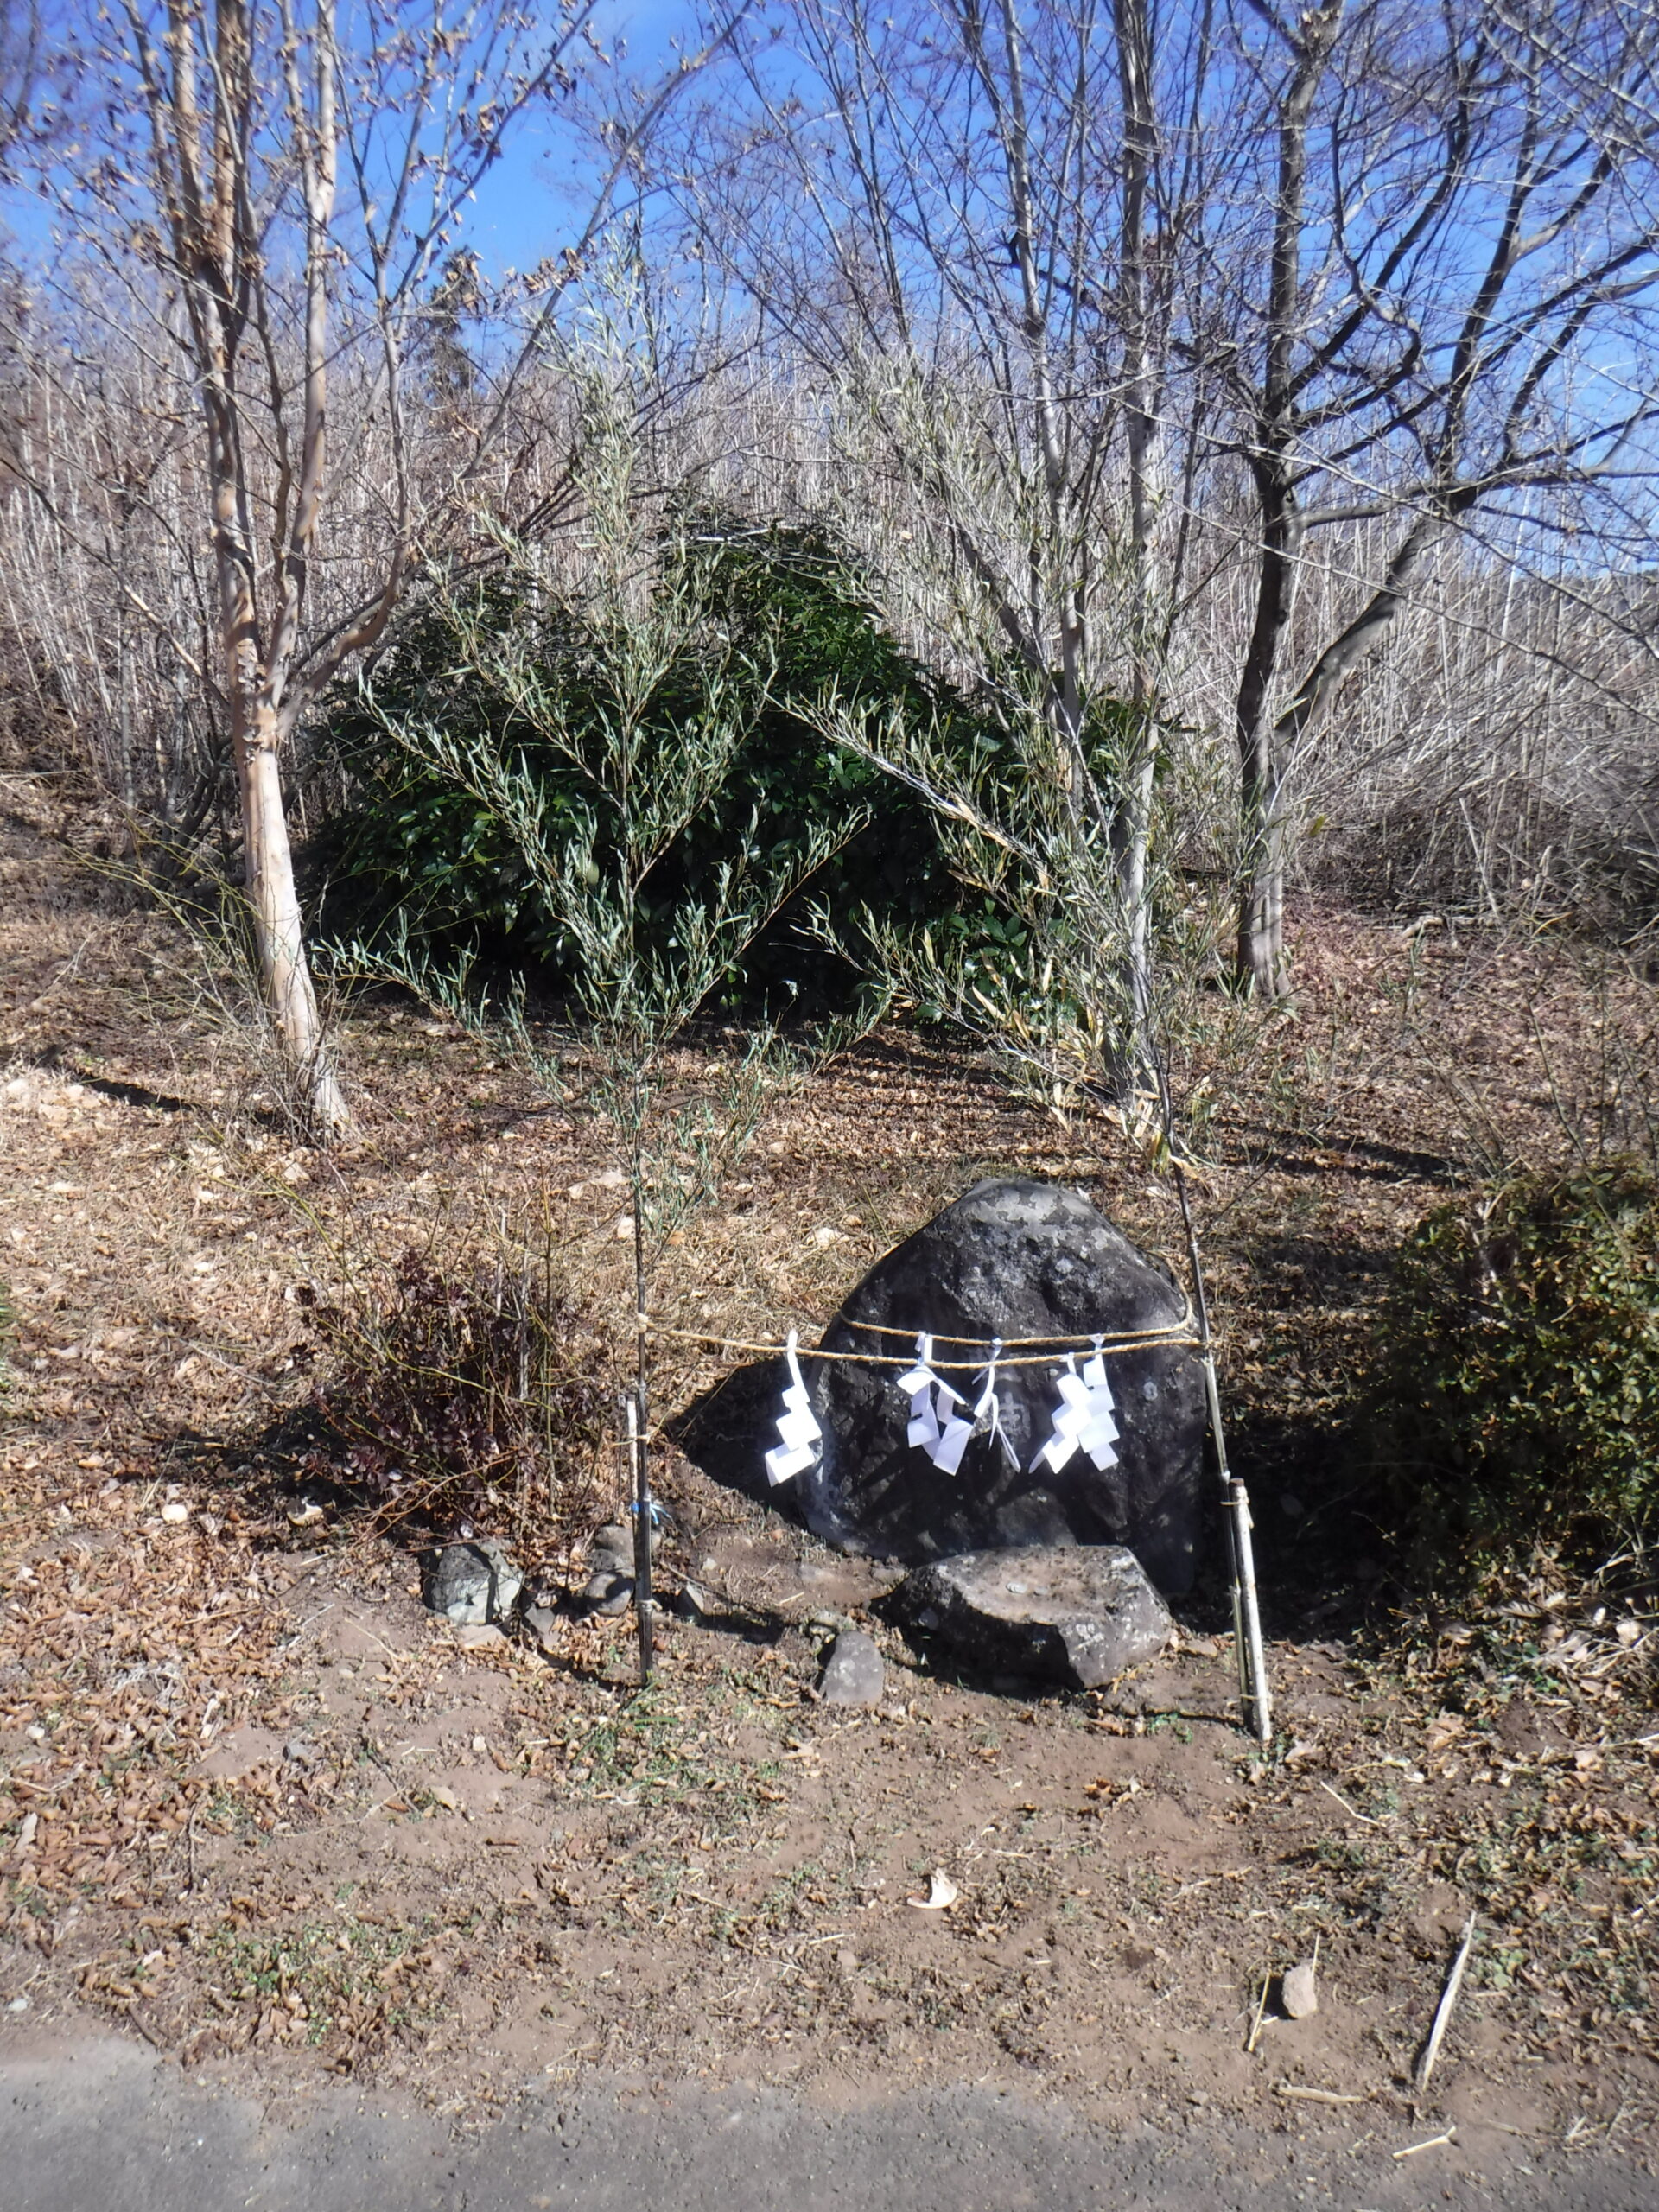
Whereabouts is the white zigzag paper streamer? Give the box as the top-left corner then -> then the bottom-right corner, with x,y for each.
896,1335 -> 960,1459
1031,1337 -> 1120,1473
764,1331 -> 822,1486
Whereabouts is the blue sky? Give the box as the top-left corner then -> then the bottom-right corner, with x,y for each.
0,0 -> 704,280
462,0 -> 697,278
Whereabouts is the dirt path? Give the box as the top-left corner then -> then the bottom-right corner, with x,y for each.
3,2033 -> 1652,2212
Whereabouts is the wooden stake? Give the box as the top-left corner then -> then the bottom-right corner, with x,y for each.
1414,1914 -> 1477,2096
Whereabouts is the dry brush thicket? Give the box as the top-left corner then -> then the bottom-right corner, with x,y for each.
4,336 -> 1655,932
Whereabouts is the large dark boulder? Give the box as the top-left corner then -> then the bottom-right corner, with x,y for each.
677,1177 -> 1207,1592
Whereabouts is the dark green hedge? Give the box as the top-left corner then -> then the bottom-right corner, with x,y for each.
308,516 -> 1021,1010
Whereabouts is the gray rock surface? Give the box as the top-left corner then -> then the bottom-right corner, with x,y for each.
1281,1961 -> 1319,2018
888,1543 -> 1173,1689
582,1570 -> 633,1616
817,1627 -> 887,1706
418,1539 -> 523,1625
521,1603 -> 560,1653
588,1522 -> 634,1569
678,1178 -> 1206,1591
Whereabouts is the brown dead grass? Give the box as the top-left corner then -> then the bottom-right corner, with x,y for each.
1,804 -> 1656,2162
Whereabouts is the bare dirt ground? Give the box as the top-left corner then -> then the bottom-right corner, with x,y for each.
2,798 -> 1657,2198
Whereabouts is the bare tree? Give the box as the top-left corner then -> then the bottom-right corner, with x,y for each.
3,1 -> 733,1132
86,0 -> 614,1134
0,2 -> 41,155
1211,0 -> 1659,993
671,0 -> 1659,1015
669,0 -> 1214,1087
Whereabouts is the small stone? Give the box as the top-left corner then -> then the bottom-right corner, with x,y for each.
455,1623 -> 507,1651
419,1540 -> 523,1625
672,1583 -> 713,1619
583,1571 -> 633,1617
818,1628 -> 886,1706
522,1604 -> 560,1652
160,1502 -> 190,1524
7,1997 -> 28,2013
1281,1960 -> 1319,2018
283,1736 -> 320,1767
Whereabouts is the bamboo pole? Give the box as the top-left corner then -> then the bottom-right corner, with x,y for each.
626,1393 -> 654,1686
1170,1155 -> 1273,1747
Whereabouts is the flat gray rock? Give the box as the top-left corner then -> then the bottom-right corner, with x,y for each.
418,1539 -> 523,1625
818,1627 -> 886,1705
677,1179 -> 1205,1592
890,1544 -> 1173,1689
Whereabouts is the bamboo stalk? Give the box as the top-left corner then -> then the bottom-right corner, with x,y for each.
1171,1156 -> 1273,1746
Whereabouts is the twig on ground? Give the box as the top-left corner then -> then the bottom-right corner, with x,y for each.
1414,1913 -> 1477,2095
1394,2126 -> 1457,2158
1316,1777 -> 1387,1826
1246,1969 -> 1271,2055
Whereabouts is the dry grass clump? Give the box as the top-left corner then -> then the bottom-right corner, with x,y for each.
302,1248 -> 617,1555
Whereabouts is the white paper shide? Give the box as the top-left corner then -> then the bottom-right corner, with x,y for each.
764,1331 -> 823,1486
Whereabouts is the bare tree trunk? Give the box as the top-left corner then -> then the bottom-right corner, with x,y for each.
1111,0 -> 1160,1064
1234,471 -> 1300,997
237,702 -> 347,1134
1229,3 -> 1344,999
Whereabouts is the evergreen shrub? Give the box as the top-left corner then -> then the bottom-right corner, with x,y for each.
1370,1158 -> 1659,1571
311,515 -> 1018,1009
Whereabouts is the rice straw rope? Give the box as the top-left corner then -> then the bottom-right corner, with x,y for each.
638,1315 -> 1200,1370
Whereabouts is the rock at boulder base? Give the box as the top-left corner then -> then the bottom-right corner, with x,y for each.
888,1544 -> 1173,1689
818,1628 -> 887,1706
419,1540 -> 523,1625
677,1177 -> 1206,1592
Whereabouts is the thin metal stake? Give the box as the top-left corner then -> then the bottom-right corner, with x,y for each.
626,1393 -> 653,1685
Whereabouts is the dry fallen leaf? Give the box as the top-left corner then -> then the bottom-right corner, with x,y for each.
907,1869 -> 959,1911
